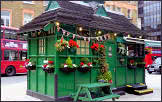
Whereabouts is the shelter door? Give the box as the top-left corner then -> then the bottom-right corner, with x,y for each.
105,42 -> 116,88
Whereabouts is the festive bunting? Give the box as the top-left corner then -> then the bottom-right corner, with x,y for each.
73,34 -> 76,39
55,27 -> 115,42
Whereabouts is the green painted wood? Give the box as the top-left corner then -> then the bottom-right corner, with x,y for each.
37,67 -> 46,94
135,68 -> 144,83
43,23 -> 55,31
45,1 -> 60,11
46,73 -> 54,96
47,36 -> 55,55
57,70 -> 75,97
30,39 -> 37,55
116,67 -> 126,87
29,70 -> 37,92
79,82 -> 111,88
126,68 -> 135,84
105,41 -> 116,88
91,94 -> 120,101
96,5 -> 108,17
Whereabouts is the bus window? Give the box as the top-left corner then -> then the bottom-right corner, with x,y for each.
4,50 -> 18,61
19,51 -> 27,61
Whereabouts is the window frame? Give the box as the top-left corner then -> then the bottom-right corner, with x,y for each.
1,10 -> 11,27
23,1 -> 34,4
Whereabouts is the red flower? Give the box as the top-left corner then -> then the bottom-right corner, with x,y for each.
80,62 -> 84,66
87,62 -> 92,66
43,64 -> 48,68
91,43 -> 99,50
69,39 -> 79,48
100,44 -> 104,48
130,60 -> 134,64
48,61 -> 54,64
109,80 -> 112,83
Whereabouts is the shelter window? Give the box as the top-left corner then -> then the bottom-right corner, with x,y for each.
39,39 -> 45,54
1,10 -> 10,27
77,40 -> 89,55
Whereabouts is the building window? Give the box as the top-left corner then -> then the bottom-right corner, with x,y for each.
39,39 -> 45,54
43,1 -> 49,6
106,5 -> 111,10
24,13 -> 33,25
23,1 -> 34,4
128,9 -> 131,18
1,10 -> 10,26
112,5 -> 116,11
77,40 -> 89,55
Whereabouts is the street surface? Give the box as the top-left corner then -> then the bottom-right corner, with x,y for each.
1,70 -> 161,101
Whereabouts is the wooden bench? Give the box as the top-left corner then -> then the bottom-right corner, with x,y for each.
73,82 -> 120,101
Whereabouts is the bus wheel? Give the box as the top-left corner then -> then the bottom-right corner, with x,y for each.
5,66 -> 16,76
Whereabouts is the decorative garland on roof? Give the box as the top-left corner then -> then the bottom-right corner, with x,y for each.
57,26 -> 116,42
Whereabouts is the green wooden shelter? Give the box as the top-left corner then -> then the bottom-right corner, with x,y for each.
19,1 -> 147,101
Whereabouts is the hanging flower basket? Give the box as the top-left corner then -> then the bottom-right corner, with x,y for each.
127,65 -> 136,69
60,67 -> 76,72
60,57 -> 78,73
68,39 -> 79,55
25,59 -> 36,70
42,60 -> 55,73
68,47 -> 76,55
77,67 -> 91,72
43,68 -> 55,73
25,65 -> 36,70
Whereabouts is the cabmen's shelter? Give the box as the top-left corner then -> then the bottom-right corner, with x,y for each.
19,1 -> 152,101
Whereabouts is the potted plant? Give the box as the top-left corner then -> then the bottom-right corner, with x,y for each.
55,38 -> 69,53
25,58 -> 36,70
91,42 -> 99,55
68,39 -> 79,54
78,57 -> 93,72
128,59 -> 137,69
97,71 -> 112,94
60,56 -> 77,72
42,59 -> 54,73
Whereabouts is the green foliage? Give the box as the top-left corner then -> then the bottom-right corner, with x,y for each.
48,58 -> 53,61
55,39 -> 69,52
66,56 -> 72,65
29,58 -> 36,65
81,57 -> 89,64
97,71 -> 112,82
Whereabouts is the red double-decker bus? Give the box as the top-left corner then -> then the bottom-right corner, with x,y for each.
1,26 -> 27,76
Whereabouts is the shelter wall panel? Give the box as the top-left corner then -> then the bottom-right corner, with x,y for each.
29,39 -> 37,55
75,71 -> 91,92
47,37 -> 55,55
29,70 -> 37,91
116,67 -> 126,87
38,57 -> 45,65
37,67 -> 46,94
90,69 -> 98,83
126,68 -> 135,84
57,71 -> 75,97
135,68 -> 144,83
46,73 -> 55,96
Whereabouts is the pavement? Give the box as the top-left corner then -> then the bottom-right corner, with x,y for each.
1,70 -> 161,101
